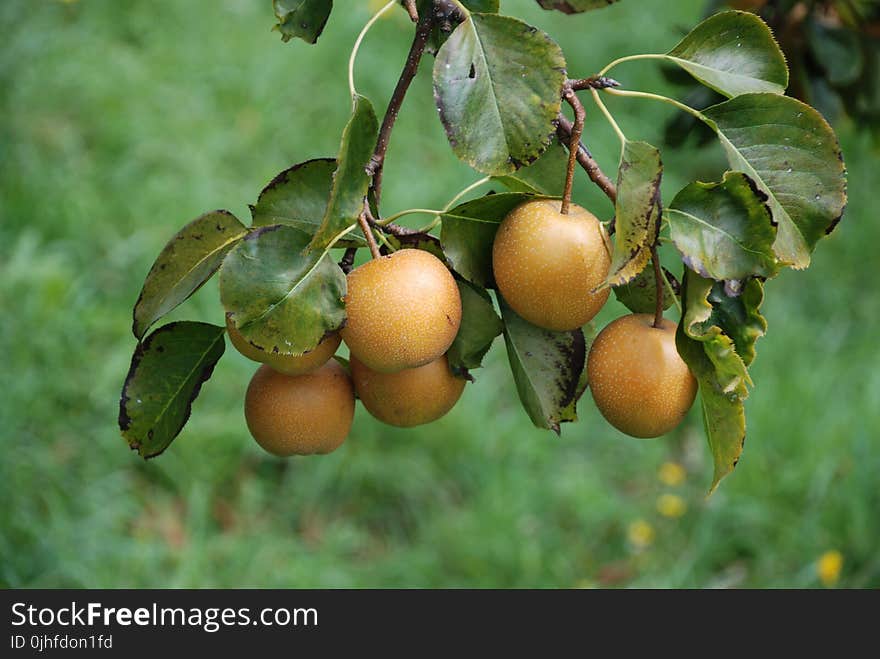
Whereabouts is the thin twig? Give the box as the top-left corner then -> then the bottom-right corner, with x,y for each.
556,114 -> 617,204
568,76 -> 620,91
651,246 -> 665,328
366,9 -> 434,206
339,247 -> 357,274
403,0 -> 419,22
561,85 -> 586,215
357,205 -> 382,259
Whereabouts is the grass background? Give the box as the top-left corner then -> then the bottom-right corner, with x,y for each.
1,0 -> 877,588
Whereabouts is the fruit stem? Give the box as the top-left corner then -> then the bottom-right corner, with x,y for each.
358,207 -> 382,260
651,245 -> 664,329
561,85 -> 586,215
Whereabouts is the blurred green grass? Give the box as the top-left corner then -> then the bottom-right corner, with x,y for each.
1,0 -> 877,588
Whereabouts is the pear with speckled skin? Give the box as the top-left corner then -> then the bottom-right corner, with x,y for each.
245,361 -> 354,456
492,199 -> 611,331
341,249 -> 462,373
226,315 -> 341,376
588,314 -> 697,438
351,354 -> 466,427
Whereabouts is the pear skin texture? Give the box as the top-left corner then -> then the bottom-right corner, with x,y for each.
492,199 -> 611,331
226,315 -> 341,376
350,354 -> 466,427
244,361 -> 354,456
341,249 -> 462,373
587,314 -> 697,439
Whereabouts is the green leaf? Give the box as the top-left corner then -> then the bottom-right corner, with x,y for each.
666,171 -> 779,284
613,265 -> 677,314
383,232 -> 446,261
460,0 -> 499,10
132,210 -> 247,340
535,0 -> 620,13
273,0 -> 332,44
675,326 -> 746,494
665,11 -> 788,97
806,17 -> 864,86
250,159 -> 365,248
558,320 -> 596,422
308,94 -> 378,251
447,280 -> 503,376
440,192 -> 537,287
605,140 -> 662,287
492,139 -> 568,195
681,270 -> 751,397
220,224 -> 346,355
701,92 -> 847,268
433,13 -> 566,175
119,321 -> 226,459
500,299 -> 586,433
676,267 -> 765,492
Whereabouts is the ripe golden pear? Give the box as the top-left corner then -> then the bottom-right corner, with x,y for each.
244,360 -> 354,456
341,249 -> 462,373
492,199 -> 611,331
226,315 -> 341,376
350,354 -> 466,427
587,314 -> 697,439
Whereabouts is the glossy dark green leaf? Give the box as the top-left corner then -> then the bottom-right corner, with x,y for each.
447,280 -> 503,376
220,225 -> 346,355
440,192 -> 536,287
309,94 -> 378,251
666,171 -> 778,283
703,277 -> 766,368
433,13 -> 566,175
119,322 -> 226,459
500,299 -> 586,433
273,0 -> 332,44
383,233 -> 446,261
132,210 -> 247,340
613,266 -> 677,314
604,140 -> 662,287
701,93 -> 847,268
535,0 -> 620,13
492,140 -> 568,195
250,159 -> 365,248
461,0 -> 500,10
665,11 -> 788,97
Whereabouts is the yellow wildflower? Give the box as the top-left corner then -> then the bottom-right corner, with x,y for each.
658,461 -> 686,487
627,519 -> 655,549
657,493 -> 687,518
817,550 -> 843,587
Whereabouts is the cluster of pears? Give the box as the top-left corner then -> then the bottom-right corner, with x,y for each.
492,199 -> 697,438
233,249 -> 465,457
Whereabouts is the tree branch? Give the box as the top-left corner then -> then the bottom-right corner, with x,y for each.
366,9 -> 434,207
402,0 -> 419,22
556,114 -> 617,204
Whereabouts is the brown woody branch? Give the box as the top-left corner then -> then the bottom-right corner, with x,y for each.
366,8 -> 435,207
555,114 -> 617,204
568,76 -> 620,91
560,85 -> 586,215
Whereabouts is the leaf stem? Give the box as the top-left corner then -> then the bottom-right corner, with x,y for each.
376,208 -> 446,226
590,88 -> 627,148
366,8 -> 435,207
598,53 -> 667,77
604,88 -> 706,122
348,1 -> 397,101
561,86 -> 586,215
416,175 -> 492,232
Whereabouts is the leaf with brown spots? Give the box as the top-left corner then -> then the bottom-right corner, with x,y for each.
132,210 -> 247,340
500,298 -> 586,433
119,321 -> 226,459
603,140 -> 662,287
